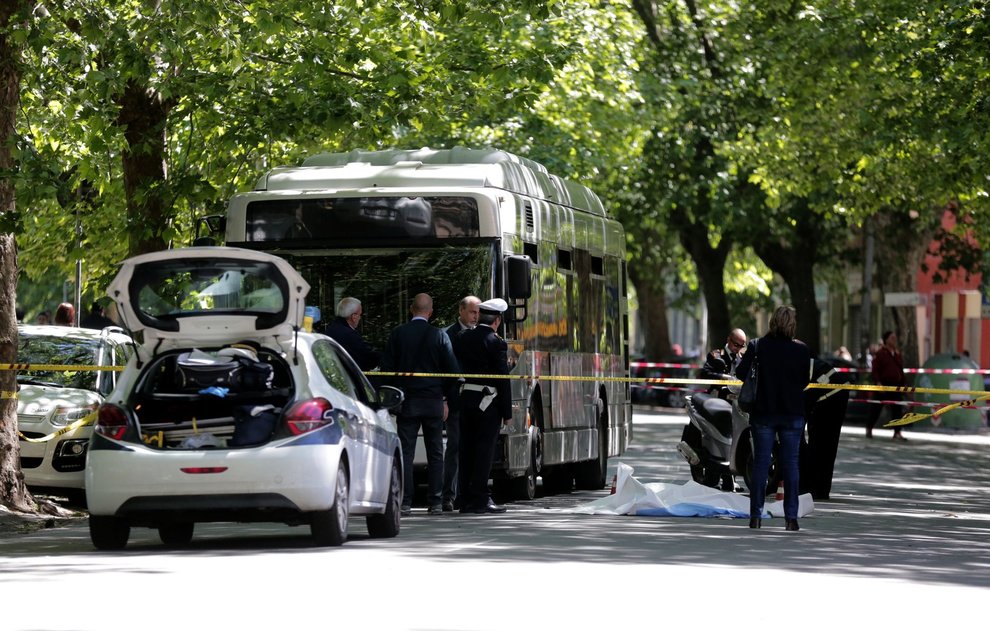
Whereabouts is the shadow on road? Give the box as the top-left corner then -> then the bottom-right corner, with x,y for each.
3,409 -> 989,591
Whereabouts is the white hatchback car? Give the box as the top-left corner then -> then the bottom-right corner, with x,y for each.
16,324 -> 133,500
85,247 -> 404,550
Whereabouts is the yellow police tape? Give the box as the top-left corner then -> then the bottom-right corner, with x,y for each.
370,371 -> 989,398
8,368 -> 984,443
884,393 -> 990,427
372,371 -> 988,429
17,410 -> 98,443
0,364 -> 123,372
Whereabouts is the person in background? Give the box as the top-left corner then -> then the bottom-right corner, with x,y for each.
380,293 -> 460,516
35,310 -> 50,325
834,346 -> 853,362
677,328 -> 747,487
54,302 -> 75,326
323,297 -> 380,371
442,295 -> 481,512
15,307 -> 24,323
453,298 -> 512,514
80,301 -> 115,330
736,305 -> 810,531
867,330 -> 907,441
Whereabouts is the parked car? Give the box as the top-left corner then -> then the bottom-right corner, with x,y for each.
630,357 -> 696,409
85,246 -> 404,550
16,324 -> 133,502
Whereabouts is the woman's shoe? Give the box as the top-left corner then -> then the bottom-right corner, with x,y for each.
785,518 -> 800,531
749,517 -> 761,529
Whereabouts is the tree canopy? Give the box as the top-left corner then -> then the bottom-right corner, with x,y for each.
4,0 -> 990,509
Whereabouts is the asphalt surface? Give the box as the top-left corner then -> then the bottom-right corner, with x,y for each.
2,407 -> 989,630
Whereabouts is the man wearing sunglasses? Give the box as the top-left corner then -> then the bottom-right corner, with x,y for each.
677,328 -> 748,483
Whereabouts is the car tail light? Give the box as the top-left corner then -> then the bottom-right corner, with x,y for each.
94,404 -> 130,441
285,398 -> 334,435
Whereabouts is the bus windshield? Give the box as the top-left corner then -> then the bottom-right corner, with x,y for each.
284,244 -> 496,351
246,196 -> 480,242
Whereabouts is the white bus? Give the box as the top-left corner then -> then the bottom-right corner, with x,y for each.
217,147 -> 630,498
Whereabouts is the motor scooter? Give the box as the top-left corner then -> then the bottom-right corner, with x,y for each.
679,392 -> 776,494
679,359 -> 846,495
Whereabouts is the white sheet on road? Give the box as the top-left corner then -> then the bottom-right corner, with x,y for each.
563,462 -> 814,518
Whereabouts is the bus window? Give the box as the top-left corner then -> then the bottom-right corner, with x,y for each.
245,196 -> 480,243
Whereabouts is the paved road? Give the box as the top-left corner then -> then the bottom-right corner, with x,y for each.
2,408 -> 989,630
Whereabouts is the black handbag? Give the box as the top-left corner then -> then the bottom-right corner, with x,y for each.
738,339 -> 759,413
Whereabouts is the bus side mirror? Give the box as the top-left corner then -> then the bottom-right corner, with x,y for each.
504,254 -> 532,324
506,255 -> 532,300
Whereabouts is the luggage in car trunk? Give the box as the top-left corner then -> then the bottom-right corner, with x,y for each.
135,347 -> 291,449
175,349 -> 274,392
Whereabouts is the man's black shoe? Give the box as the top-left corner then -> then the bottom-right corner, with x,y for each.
442,500 -> 455,512
472,503 -> 507,514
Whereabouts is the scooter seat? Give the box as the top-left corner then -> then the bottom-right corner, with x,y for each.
702,397 -> 732,416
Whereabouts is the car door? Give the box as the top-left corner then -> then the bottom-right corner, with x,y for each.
311,339 -> 376,505
331,346 -> 396,502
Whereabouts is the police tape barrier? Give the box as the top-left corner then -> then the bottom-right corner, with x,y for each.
370,371 -> 989,398
884,394 -> 990,428
630,361 -> 990,376
8,369 -> 985,442
849,397 -> 989,409
0,364 -> 124,372
17,410 -> 98,444
830,366 -> 990,375
2,390 -> 17,400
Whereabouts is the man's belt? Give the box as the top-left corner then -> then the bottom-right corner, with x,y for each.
461,383 -> 497,412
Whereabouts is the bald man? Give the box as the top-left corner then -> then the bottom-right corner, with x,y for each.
380,293 -> 461,516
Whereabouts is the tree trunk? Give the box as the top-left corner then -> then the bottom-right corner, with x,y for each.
0,0 -> 35,512
872,211 -> 934,370
628,265 -> 671,359
751,201 -> 824,356
675,213 -> 732,350
116,80 -> 173,257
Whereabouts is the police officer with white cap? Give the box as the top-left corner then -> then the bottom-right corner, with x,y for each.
453,297 -> 512,513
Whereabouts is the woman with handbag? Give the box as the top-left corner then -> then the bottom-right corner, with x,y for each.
736,305 -> 811,531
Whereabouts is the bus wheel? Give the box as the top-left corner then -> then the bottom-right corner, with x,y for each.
574,398 -> 608,490
509,432 -> 540,500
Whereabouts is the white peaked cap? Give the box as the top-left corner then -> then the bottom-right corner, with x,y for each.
478,298 -> 508,314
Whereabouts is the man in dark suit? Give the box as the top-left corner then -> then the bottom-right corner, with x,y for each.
454,298 -> 512,514
323,297 -> 380,371
442,295 -> 481,512
802,357 -> 852,500
677,328 -> 747,487
380,293 -> 460,516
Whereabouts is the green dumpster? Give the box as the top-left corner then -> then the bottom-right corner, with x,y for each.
914,353 -> 987,430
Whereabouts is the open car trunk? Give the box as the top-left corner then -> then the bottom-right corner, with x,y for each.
129,347 -> 294,449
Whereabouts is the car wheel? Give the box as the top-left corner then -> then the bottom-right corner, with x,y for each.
366,456 -> 401,539
90,515 -> 130,551
158,522 -> 194,547
312,459 -> 349,546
